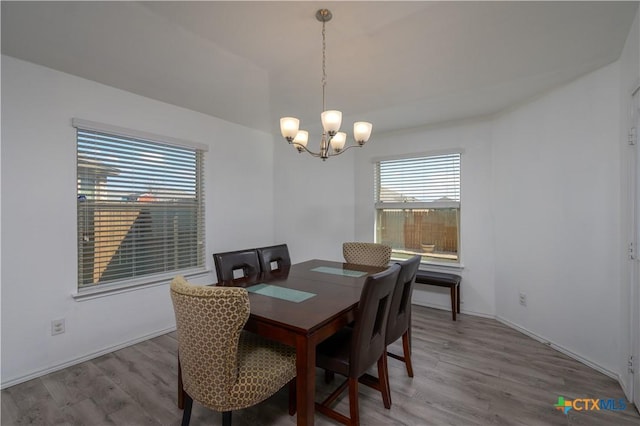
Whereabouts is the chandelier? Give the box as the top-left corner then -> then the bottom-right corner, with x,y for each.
279,9 -> 372,161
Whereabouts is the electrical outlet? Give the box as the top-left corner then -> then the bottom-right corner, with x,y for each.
51,318 -> 65,335
519,292 -> 527,307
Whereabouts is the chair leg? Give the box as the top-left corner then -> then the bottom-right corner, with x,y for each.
178,356 -> 184,409
359,370 -> 390,409
377,355 -> 392,409
181,393 -> 193,426
222,411 -> 232,426
348,377 -> 360,426
402,331 -> 414,377
288,378 -> 297,415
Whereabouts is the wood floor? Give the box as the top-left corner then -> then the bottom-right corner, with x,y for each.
2,306 -> 639,426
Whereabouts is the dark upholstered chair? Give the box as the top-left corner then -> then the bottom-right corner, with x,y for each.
342,242 -> 391,267
380,255 -> 421,403
386,255 -> 421,376
213,249 -> 261,282
170,276 -> 297,426
315,264 -> 400,425
256,244 -> 291,272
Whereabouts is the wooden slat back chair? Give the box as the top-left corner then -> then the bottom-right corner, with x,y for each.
315,264 -> 400,426
213,249 -> 261,282
342,242 -> 391,267
170,276 -> 297,426
256,244 -> 291,272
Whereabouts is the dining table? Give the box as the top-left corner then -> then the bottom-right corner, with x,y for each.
177,258 -> 388,426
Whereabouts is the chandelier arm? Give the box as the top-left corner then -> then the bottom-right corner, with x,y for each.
291,142 -> 322,157
327,143 -> 363,157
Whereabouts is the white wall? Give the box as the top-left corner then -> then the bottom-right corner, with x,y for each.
0,56 -> 275,387
273,132 -> 356,264
354,119 -> 496,317
492,61 -> 623,377
351,27 -> 636,384
617,8 -> 640,398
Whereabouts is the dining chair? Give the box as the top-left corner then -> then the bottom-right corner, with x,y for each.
326,255 -> 421,409
315,263 -> 401,426
256,243 -> 291,272
170,276 -> 297,426
342,242 -> 392,267
385,255 -> 421,377
213,249 -> 261,282
375,254 -> 422,408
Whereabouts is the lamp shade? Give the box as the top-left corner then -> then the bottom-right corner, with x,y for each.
280,117 -> 300,140
321,110 -> 342,134
353,122 -> 373,144
293,130 -> 309,147
330,132 -> 346,152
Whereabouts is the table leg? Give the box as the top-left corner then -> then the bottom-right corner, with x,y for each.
296,335 -> 315,426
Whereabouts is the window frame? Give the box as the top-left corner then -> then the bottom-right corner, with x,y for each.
373,149 -> 462,267
72,119 -> 208,297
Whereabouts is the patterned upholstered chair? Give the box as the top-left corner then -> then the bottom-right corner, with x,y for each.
342,242 -> 392,267
315,264 -> 400,425
170,276 -> 297,426
256,244 -> 291,272
213,249 -> 261,282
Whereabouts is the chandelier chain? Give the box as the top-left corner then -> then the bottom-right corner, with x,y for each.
322,19 -> 326,113
279,8 -> 372,161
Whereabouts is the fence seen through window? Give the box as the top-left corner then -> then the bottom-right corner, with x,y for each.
76,123 -> 205,289
375,152 -> 461,263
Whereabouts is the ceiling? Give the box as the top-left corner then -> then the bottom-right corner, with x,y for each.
2,1 -> 637,136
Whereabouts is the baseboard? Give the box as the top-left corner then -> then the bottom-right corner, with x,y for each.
495,315 -> 619,381
499,314 -> 632,402
1,325 -> 177,390
619,374 -> 633,401
411,299 -> 494,319
412,302 -> 627,397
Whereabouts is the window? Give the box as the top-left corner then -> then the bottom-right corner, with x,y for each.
375,152 -> 461,263
75,119 -> 206,291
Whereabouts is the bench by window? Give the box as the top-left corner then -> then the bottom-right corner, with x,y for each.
374,151 -> 461,264
74,119 -> 206,293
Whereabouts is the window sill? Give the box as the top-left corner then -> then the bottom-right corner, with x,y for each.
418,261 -> 464,274
72,268 -> 211,301
391,256 -> 464,273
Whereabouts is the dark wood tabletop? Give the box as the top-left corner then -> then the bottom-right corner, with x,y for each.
218,258 -> 388,426
221,259 -> 386,332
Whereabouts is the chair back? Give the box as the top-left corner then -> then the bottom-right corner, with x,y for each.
349,263 -> 400,378
170,276 -> 249,407
213,249 -> 261,282
343,242 -> 392,267
386,255 -> 421,345
257,244 -> 291,272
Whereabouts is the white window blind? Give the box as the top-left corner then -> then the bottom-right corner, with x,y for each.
75,122 -> 205,289
375,153 -> 461,209
375,152 -> 461,263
